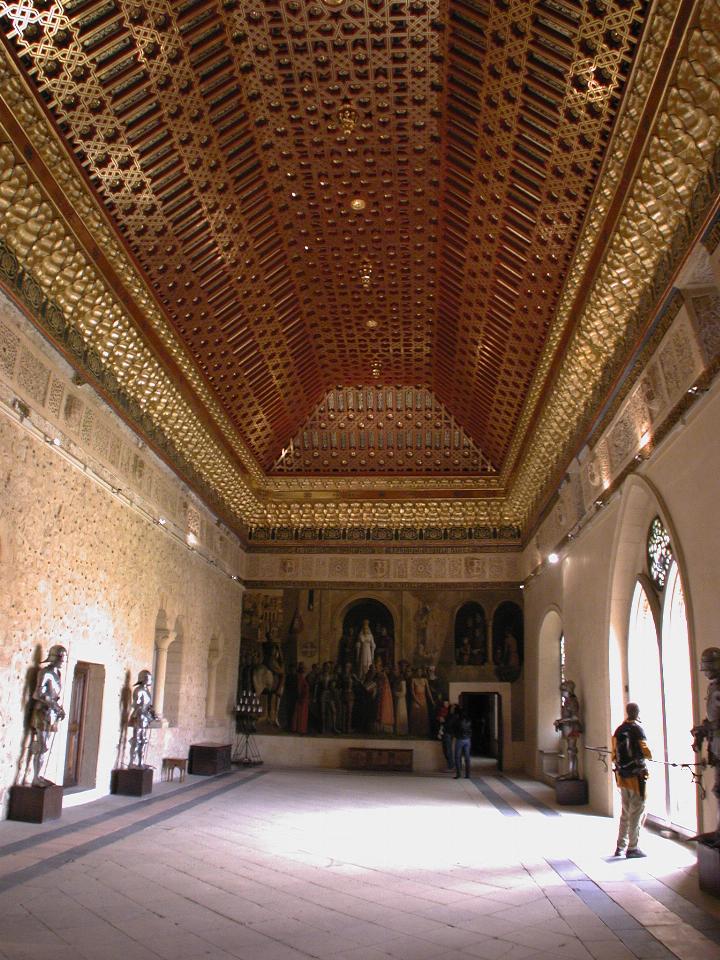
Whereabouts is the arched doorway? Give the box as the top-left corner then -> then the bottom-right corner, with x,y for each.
341,599 -> 395,670
537,608 -> 564,763
627,517 -> 697,833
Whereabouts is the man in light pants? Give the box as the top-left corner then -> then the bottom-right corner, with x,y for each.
612,702 -> 652,858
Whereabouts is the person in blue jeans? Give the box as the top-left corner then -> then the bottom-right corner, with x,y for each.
453,708 -> 473,779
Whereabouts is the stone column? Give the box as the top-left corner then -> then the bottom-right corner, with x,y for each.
153,627 -> 173,719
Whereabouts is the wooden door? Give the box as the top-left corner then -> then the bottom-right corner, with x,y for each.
63,663 -> 89,787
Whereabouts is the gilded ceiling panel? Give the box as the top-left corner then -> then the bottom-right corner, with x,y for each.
0,0 -> 717,540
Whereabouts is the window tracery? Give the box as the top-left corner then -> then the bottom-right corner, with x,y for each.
647,516 -> 673,592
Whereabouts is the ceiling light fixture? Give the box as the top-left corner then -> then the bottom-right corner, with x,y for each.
548,552 -> 560,564
359,261 -> 373,288
337,105 -> 358,136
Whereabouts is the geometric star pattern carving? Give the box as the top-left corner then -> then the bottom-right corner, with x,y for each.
0,0 -> 649,473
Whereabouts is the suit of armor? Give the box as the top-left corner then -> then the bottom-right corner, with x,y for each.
554,680 -> 583,780
692,647 -> 720,838
128,671 -> 157,768
26,645 -> 67,785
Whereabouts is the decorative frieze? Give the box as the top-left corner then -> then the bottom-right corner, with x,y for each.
245,551 -> 521,586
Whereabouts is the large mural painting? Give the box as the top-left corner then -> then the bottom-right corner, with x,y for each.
239,587 -> 523,741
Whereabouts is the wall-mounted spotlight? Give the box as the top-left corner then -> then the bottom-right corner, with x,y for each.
548,552 -> 560,565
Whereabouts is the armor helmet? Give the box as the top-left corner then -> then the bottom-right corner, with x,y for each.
700,648 -> 720,678
136,669 -> 152,686
44,644 -> 67,664
560,679 -> 575,694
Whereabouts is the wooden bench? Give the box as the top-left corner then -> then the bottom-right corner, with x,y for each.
161,757 -> 187,782
346,747 -> 413,772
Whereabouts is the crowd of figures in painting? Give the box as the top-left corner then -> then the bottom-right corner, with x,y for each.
238,598 -> 523,738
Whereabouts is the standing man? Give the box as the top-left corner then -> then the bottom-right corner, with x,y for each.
453,707 -> 473,780
612,702 -> 652,858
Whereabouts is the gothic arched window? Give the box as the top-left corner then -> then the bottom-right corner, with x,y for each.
647,516 -> 674,591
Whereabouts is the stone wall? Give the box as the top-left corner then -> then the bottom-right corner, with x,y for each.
0,291 -> 244,815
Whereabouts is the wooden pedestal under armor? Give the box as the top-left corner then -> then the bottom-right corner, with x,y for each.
111,767 -> 153,796
8,784 -> 63,822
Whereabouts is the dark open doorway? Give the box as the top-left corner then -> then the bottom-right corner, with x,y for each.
459,692 -> 503,771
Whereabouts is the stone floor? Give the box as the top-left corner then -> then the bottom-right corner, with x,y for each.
1,767 -> 719,960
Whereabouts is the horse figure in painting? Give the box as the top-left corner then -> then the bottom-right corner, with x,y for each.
252,635 -> 285,726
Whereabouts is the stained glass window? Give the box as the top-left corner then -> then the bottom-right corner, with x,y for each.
559,633 -> 566,687
647,516 -> 674,591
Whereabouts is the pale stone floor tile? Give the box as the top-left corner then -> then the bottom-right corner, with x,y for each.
459,940 -> 539,959
182,951 -> 241,960
378,912 -> 449,935
560,917 -> 618,941
4,770 -> 720,960
583,942 -> 639,960
644,925 -> 720,960
416,900 -> 508,923
416,925 -> 488,949
381,935 -> 449,960
331,948 -> 398,960
490,900 -> 560,926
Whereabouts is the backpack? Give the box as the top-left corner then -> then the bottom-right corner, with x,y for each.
615,727 -> 646,778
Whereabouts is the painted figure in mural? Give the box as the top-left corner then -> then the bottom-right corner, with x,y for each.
472,616 -> 488,665
494,627 -> 522,682
338,627 -> 354,669
355,619 -> 376,680
370,657 -> 395,734
322,676 -> 341,734
24,644 -> 67,786
375,624 -> 392,667
612,701 -> 652,857
415,603 -> 432,661
128,670 -> 158,768
456,634 -> 473,665
692,647 -> 720,842
290,663 -> 310,735
554,680 -> 583,780
252,634 -> 285,726
393,667 -> 409,736
409,667 -> 434,738
340,662 -> 358,734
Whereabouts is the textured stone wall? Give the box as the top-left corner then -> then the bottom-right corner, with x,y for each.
0,293 -> 244,815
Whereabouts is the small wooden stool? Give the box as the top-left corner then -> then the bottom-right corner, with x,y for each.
161,757 -> 187,782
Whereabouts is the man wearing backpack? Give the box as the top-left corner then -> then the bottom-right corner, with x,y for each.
612,702 -> 652,858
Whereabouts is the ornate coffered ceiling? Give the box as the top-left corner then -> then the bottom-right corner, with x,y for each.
0,0 -> 718,541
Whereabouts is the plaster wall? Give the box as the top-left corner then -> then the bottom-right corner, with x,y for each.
524,506 -> 618,813
523,375 -> 720,826
0,293 -> 245,816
